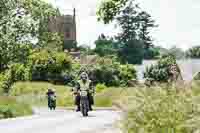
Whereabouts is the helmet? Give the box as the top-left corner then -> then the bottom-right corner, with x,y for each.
48,88 -> 52,92
80,72 -> 88,80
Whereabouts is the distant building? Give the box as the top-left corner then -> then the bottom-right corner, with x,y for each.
48,8 -> 77,50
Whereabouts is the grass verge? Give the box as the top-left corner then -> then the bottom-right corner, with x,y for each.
10,82 -> 127,107
121,82 -> 200,133
0,96 -> 33,119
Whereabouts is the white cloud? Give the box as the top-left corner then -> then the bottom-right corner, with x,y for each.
44,0 -> 200,50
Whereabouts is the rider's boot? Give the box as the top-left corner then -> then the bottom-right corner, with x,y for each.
89,104 -> 93,111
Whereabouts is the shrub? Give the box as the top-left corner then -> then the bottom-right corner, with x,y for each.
28,50 -> 72,83
119,64 -> 137,86
0,63 -> 31,94
123,87 -> 200,133
95,83 -> 107,93
144,55 -> 181,82
9,63 -> 29,81
0,70 -> 14,94
88,57 -> 137,86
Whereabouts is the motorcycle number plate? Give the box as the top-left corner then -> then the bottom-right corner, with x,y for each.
80,91 -> 87,96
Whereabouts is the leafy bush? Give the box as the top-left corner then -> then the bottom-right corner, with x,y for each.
119,64 -> 137,86
9,63 -> 30,81
144,47 -> 160,59
123,87 -> 200,133
94,34 -> 118,57
144,55 -> 181,82
28,50 -> 72,83
0,70 -> 14,94
0,97 -> 32,119
88,57 -> 137,86
95,83 -> 107,93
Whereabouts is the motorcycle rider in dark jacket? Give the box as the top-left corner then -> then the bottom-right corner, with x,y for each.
46,88 -> 56,110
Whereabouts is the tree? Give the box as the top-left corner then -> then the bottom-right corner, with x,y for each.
116,2 -> 156,44
97,0 -> 157,64
0,0 -> 61,71
138,11 -> 157,49
119,40 -> 144,64
144,55 -> 182,82
94,34 -> 119,56
28,50 -> 72,81
97,0 -> 129,24
144,46 -> 160,59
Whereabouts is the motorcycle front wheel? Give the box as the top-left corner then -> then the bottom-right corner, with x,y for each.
80,96 -> 89,117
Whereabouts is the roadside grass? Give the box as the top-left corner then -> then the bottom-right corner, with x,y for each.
10,82 -> 74,107
0,96 -> 33,119
6,81 -> 200,132
10,81 -> 129,107
121,82 -> 200,133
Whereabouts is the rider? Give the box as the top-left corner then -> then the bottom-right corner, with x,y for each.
46,87 -> 56,108
73,72 -> 94,112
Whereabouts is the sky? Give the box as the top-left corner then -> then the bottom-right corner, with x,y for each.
44,0 -> 200,50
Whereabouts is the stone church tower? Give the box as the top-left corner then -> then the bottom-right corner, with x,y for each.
48,8 -> 77,51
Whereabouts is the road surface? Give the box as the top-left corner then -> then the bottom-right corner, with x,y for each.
0,108 -> 121,133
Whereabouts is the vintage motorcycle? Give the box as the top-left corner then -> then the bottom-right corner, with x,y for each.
79,89 -> 90,117
48,94 -> 56,110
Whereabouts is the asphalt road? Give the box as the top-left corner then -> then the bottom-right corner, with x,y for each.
0,108 -> 121,133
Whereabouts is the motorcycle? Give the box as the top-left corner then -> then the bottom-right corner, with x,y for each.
79,89 -> 90,117
48,94 -> 56,110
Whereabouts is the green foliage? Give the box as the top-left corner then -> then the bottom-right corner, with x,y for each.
123,87 -> 200,133
95,83 -> 107,93
29,50 -> 72,82
186,46 -> 200,58
116,3 -> 156,43
119,40 -> 144,64
88,57 -> 137,86
144,47 -> 160,59
144,55 -> 181,82
9,63 -> 29,81
40,32 -> 63,51
119,64 -> 137,86
94,34 -> 119,57
0,0 -> 60,71
0,70 -> 14,94
10,82 -> 74,107
97,0 -> 157,64
10,82 -> 124,107
97,0 -> 129,24
0,96 -> 32,119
